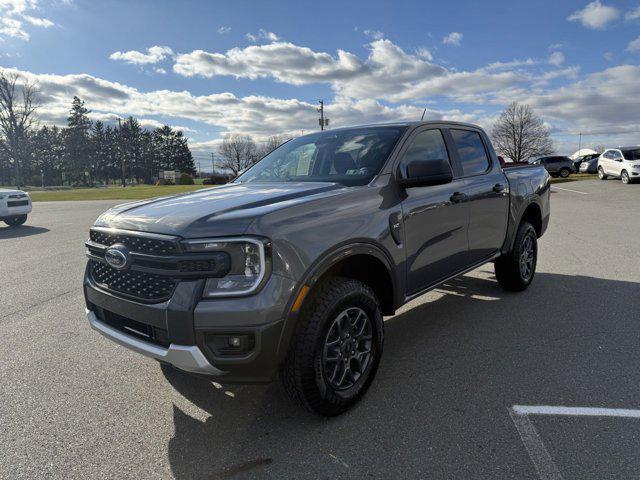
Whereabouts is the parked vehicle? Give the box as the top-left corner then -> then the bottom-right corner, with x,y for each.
0,189 -> 32,227
598,147 -> 640,184
578,154 -> 600,174
84,121 -> 550,416
532,156 -> 574,178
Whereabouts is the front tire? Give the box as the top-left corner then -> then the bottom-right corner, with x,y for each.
598,167 -> 607,180
621,170 -> 631,184
559,168 -> 570,178
4,214 -> 27,227
281,277 -> 384,416
495,221 -> 538,292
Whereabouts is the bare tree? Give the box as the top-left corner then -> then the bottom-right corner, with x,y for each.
491,102 -> 554,162
217,134 -> 257,176
0,70 -> 40,188
257,134 -> 288,159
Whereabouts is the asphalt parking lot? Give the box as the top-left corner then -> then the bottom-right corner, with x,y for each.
1,179 -> 639,479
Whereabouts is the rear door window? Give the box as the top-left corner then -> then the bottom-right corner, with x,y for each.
450,129 -> 491,176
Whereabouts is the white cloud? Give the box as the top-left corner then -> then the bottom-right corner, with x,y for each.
217,26 -> 231,34
625,5 -> 640,20
363,29 -> 384,40
245,29 -> 279,42
173,39 -> 555,103
603,51 -> 614,61
548,51 -> 565,66
0,0 -> 55,41
568,1 -> 620,29
173,41 -> 364,85
548,43 -> 563,50
442,32 -> 463,46
154,67 -> 167,74
627,35 -> 640,52
1,66 -> 495,140
415,47 -> 433,61
110,45 -> 174,65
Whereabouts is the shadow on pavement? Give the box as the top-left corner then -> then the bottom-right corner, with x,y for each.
163,272 -> 640,479
0,225 -> 49,239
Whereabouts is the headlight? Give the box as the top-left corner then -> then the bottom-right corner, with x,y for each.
633,165 -> 640,170
182,237 -> 271,297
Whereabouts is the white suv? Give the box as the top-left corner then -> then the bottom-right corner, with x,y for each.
0,189 -> 32,226
598,147 -> 640,184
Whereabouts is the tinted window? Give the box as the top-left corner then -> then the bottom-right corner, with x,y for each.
603,151 -> 612,159
622,148 -> 640,160
611,150 -> 622,160
400,129 -> 450,175
451,129 -> 490,176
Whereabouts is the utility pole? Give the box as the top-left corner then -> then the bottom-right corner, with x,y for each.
578,132 -> 582,153
118,117 -> 126,188
211,152 -> 215,175
317,100 -> 329,131
197,161 -> 201,178
318,100 -> 324,131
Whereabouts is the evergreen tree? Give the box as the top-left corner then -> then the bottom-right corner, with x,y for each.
64,96 -> 92,184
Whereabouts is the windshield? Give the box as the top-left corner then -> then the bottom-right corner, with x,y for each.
236,126 -> 406,186
622,148 -> 640,160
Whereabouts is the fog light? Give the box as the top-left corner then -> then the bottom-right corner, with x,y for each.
205,333 -> 256,356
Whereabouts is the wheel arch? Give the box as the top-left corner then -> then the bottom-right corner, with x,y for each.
275,241 -> 399,360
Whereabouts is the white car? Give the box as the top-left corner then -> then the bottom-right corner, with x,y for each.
0,188 -> 32,226
597,147 -> 640,184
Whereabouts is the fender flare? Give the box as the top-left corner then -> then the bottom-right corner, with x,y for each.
503,197 -> 543,254
274,240 -> 399,359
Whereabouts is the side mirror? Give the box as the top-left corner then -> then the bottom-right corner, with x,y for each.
398,158 -> 453,188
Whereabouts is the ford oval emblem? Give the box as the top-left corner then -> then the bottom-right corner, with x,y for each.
104,244 -> 130,270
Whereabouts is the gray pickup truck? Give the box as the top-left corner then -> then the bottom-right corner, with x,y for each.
84,121 -> 550,416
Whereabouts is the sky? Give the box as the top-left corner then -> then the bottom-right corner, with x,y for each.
1,0 -> 640,166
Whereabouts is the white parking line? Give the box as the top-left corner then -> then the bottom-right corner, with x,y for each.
510,405 -> 640,480
513,405 -> 640,418
551,185 -> 589,195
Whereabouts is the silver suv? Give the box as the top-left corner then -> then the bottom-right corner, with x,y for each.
532,156 -> 574,178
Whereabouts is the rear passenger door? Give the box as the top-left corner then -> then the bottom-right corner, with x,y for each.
448,128 -> 509,264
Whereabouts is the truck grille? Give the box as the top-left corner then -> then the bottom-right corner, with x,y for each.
89,229 -> 178,255
89,260 -> 177,302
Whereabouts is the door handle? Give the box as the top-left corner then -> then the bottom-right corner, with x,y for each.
450,192 -> 468,203
493,183 -> 506,193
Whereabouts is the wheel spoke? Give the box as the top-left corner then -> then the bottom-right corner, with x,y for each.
322,306 -> 374,391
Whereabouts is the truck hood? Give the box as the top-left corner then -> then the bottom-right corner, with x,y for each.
95,182 -> 346,237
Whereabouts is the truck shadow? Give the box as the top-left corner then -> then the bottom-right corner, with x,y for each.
162,271 -> 640,479
0,225 -> 49,239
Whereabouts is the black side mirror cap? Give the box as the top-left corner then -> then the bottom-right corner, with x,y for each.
398,158 -> 454,188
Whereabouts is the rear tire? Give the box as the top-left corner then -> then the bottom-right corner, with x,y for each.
280,277 -> 384,416
598,167 -> 607,180
559,168 -> 570,178
495,221 -> 538,292
4,214 -> 27,227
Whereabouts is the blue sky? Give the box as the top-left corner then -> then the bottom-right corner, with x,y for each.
2,0 -> 640,162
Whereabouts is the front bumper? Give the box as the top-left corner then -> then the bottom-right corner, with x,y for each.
84,269 -> 297,383
87,309 -> 223,375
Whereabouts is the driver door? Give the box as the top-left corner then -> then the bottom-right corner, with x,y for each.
399,127 -> 470,294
